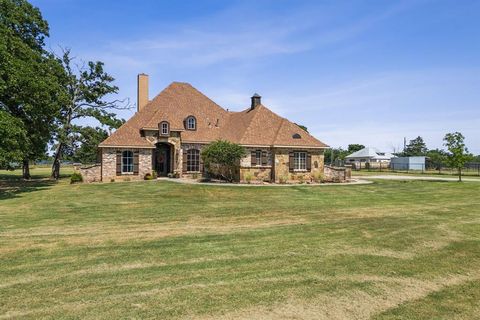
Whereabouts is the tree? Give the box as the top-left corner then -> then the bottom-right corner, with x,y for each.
50,49 -> 127,179
347,144 -> 365,153
426,148 -> 447,170
443,132 -> 473,182
201,140 -> 246,182
0,0 -> 66,178
295,123 -> 308,132
0,109 -> 27,168
403,136 -> 428,156
71,126 -> 109,164
324,147 -> 349,165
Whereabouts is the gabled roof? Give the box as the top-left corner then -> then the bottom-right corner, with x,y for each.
99,82 -> 328,149
346,147 -> 393,160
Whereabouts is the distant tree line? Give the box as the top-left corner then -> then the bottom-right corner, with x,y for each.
0,0 -> 127,178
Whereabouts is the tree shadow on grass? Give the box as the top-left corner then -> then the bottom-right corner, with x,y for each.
0,171 -> 67,200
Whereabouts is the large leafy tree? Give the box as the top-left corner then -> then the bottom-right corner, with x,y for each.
0,0 -> 66,178
71,126 -> 110,164
0,109 -> 27,167
443,132 -> 473,182
50,49 -> 127,179
403,136 -> 428,156
201,140 -> 246,182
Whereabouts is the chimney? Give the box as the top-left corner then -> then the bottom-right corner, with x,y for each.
137,73 -> 149,112
251,93 -> 261,110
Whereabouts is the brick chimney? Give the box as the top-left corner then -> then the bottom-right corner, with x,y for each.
251,93 -> 261,110
137,73 -> 149,112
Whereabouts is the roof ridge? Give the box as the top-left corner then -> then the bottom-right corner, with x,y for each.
272,118 -> 286,145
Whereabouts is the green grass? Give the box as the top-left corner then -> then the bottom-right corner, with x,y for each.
1,168 -> 479,319
352,169 -> 480,178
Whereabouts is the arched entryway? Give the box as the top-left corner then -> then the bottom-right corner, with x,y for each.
154,143 -> 173,176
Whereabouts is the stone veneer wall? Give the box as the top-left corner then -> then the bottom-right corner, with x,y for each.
101,148 -> 153,181
324,165 -> 352,182
78,164 -> 101,183
239,148 -> 273,183
273,148 -> 325,183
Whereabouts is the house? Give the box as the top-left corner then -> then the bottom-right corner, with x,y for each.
390,156 -> 426,171
345,147 -> 394,166
98,74 -> 329,183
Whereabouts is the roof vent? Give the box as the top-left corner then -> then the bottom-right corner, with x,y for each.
292,133 -> 302,139
251,93 -> 261,110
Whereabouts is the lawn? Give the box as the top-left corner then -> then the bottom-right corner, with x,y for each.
1,168 -> 480,319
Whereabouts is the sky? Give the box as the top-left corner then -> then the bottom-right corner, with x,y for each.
32,0 -> 480,154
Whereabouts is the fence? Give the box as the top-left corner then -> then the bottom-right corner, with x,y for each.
342,161 -> 480,176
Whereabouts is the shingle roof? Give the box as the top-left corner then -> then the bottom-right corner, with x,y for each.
346,147 -> 393,160
99,82 -> 328,149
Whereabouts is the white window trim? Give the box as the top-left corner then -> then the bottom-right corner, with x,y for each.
121,149 -> 134,174
187,117 -> 196,130
160,122 -> 169,135
255,150 -> 262,167
293,151 -> 307,171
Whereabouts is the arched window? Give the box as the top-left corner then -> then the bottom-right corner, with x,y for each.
160,121 -> 169,135
122,150 -> 134,173
292,133 -> 302,139
186,116 -> 196,130
187,149 -> 200,172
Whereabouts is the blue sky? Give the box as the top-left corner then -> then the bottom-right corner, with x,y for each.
33,0 -> 480,154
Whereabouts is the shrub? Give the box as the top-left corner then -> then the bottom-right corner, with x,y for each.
201,140 -> 246,182
279,175 -> 288,184
313,171 -> 324,183
192,172 -> 199,180
244,172 -> 252,184
70,172 -> 83,184
144,173 -> 153,180
152,171 -> 157,179
110,178 -> 115,183
298,175 -> 304,184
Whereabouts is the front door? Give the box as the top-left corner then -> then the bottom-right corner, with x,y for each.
155,144 -> 171,176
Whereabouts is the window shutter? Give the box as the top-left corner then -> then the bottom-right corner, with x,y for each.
182,150 -> 188,172
306,153 -> 312,171
251,150 -> 257,166
289,152 -> 294,172
261,151 -> 268,166
133,150 -> 139,175
116,150 -> 122,176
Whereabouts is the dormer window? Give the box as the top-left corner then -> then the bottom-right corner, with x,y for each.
160,121 -> 169,135
292,133 -> 301,139
186,116 -> 196,130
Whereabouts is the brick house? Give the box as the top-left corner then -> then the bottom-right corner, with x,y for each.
98,74 -> 329,183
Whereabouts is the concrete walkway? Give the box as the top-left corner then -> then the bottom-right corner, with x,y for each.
356,175 -> 480,182
158,177 -> 372,187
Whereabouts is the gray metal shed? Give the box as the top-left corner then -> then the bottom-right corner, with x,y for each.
390,156 -> 426,171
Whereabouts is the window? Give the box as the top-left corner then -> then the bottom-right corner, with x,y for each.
292,133 -> 301,139
160,121 -> 169,135
255,150 -> 262,166
187,149 -> 200,172
122,150 -> 134,173
294,152 -> 307,170
186,116 -> 196,130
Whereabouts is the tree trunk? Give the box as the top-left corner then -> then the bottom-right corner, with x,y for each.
458,167 -> 462,182
51,142 -> 63,180
22,159 -> 31,180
